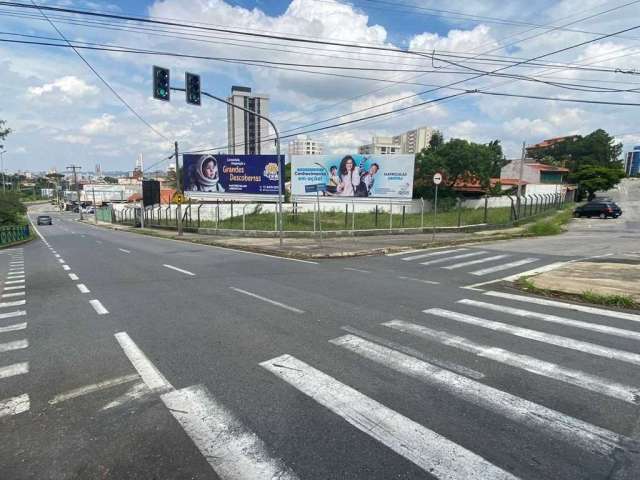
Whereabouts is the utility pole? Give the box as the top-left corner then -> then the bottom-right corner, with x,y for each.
516,141 -> 526,220
92,187 -> 97,224
174,141 -> 182,236
0,150 -> 5,193
67,165 -> 83,220
139,153 -> 145,229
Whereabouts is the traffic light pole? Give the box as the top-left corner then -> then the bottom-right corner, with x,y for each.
170,87 -> 285,246
174,141 -> 182,236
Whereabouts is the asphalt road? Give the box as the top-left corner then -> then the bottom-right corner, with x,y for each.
1,190 -> 639,479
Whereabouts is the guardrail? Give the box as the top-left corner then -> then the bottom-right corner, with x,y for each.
0,225 -> 30,245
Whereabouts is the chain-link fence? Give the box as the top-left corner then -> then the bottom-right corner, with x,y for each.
108,191 -> 574,236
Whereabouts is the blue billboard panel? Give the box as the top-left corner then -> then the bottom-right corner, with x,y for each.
291,154 -> 415,199
183,154 -> 283,198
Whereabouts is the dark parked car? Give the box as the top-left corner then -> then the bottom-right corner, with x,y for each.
574,201 -> 622,218
36,215 -> 52,225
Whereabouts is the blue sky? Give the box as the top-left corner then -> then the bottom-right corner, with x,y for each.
0,0 -> 639,173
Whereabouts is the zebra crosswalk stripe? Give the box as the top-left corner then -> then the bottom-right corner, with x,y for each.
384,320 -> 640,405
262,354 -> 521,480
421,251 -> 487,266
470,258 -> 538,276
443,254 -> 511,270
402,248 -> 467,261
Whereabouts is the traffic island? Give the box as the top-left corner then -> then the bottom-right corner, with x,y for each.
517,260 -> 640,310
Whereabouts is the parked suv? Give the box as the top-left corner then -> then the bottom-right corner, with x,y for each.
573,201 -> 622,218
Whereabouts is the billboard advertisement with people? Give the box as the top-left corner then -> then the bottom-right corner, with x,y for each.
290,154 -> 414,198
183,153 -> 284,198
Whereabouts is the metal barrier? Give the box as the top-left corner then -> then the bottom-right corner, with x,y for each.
0,225 -> 30,245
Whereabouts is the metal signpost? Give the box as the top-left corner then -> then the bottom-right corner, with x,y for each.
305,183 -> 327,242
432,172 -> 442,242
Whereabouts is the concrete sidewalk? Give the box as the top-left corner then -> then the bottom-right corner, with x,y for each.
528,260 -> 640,302
80,219 -> 526,258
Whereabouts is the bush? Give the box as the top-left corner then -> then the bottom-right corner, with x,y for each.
0,192 -> 26,225
526,220 -> 562,236
581,291 -> 637,308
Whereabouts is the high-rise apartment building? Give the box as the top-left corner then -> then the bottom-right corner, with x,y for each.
624,146 -> 640,176
227,86 -> 270,155
358,126 -> 434,155
288,136 -> 323,156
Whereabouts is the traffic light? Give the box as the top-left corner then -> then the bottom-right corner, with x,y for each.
185,72 -> 201,106
153,66 -> 170,101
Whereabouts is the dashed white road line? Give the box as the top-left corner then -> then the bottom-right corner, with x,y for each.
54,254 -> 60,258
62,265 -> 71,271
7,271 -> 24,275
0,394 -> 30,418
77,284 -> 90,294
6,274 -> 24,279
343,267 -> 371,274
0,362 -> 29,380
0,339 -> 28,353
0,322 -> 27,333
0,299 -> 25,308
49,373 -> 140,405
3,285 -> 23,291
396,275 -> 440,285
5,279 -> 25,285
58,259 -> 65,264
119,248 -> 131,253
89,299 -> 109,315
2,292 -> 25,298
230,287 -> 305,314
0,310 -> 26,319
262,354 -> 519,480
68,273 -> 79,281
162,264 -> 195,276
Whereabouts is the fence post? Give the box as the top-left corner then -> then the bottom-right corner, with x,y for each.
375,204 -> 379,228
420,198 -> 424,230
402,205 -> 406,228
344,204 -> 348,229
457,197 -> 462,227
484,196 -> 488,224
507,195 -> 515,224
274,206 -> 278,232
389,201 -> 393,232
216,200 -> 220,230
352,200 -> 356,231
522,196 -> 528,219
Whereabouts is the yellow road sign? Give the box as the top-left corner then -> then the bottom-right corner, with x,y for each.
172,192 -> 184,204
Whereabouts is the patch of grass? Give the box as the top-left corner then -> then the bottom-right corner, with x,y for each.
580,291 -> 638,309
524,204 -> 574,236
516,276 -> 547,295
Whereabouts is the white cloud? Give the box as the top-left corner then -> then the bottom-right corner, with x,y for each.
27,76 -> 99,100
53,134 -> 91,145
81,114 -> 115,135
409,25 -> 499,54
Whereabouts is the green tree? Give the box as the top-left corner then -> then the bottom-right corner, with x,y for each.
429,130 -> 444,149
413,138 -> 505,198
0,119 -> 10,150
103,176 -> 119,184
0,192 -> 26,225
531,129 -> 622,172
166,166 -> 183,189
570,165 -> 626,200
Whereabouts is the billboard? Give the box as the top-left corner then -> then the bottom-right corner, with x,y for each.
291,154 -> 414,199
183,154 -> 283,199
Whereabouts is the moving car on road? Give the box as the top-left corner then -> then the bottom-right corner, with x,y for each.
573,201 -> 622,218
36,215 -> 52,225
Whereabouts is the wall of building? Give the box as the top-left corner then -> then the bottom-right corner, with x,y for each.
500,160 -> 540,184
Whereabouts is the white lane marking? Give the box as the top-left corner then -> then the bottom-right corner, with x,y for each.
343,267 -> 371,274
6,275 -> 24,279
9,261 -> 23,265
0,310 -> 26,319
0,322 -> 27,333
397,276 -> 440,285
58,259 -> 65,264
96,240 -> 103,244
386,321 -> 640,405
162,384 -> 300,480
0,362 -> 29,380
402,248 -> 468,261
460,299 -> 640,341
420,251 -> 487,266
0,394 -> 30,418
0,339 -> 28,353
3,285 -> 23,291
77,284 -> 90,293
0,299 -> 25,308
54,254 -> 60,258
386,248 -> 429,257
444,254 -> 511,270
100,381 -> 150,411
7,271 -> 24,275
2,292 -> 25,298
341,325 -> 484,380
68,273 -> 79,281
48,373 -> 140,405
5,279 -> 25,285
62,265 -> 70,271
230,287 -> 305,314
500,261 -> 577,282
89,299 -> 109,315
162,264 -> 195,276
114,332 -> 173,391
262,354 -> 520,480
484,291 -> 640,323
470,258 -> 539,276
333,334 -> 622,453
118,248 -> 131,253
425,308 -> 640,366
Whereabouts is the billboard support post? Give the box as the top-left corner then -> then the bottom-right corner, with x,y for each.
174,141 -> 183,236
92,188 -> 97,225
432,184 -> 439,242
316,189 -> 322,243
389,201 -> 393,232
420,198 -> 425,229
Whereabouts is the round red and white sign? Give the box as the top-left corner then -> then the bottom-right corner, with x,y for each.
433,172 -> 442,185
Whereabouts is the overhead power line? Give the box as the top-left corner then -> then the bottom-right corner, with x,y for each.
26,1 -> 170,142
